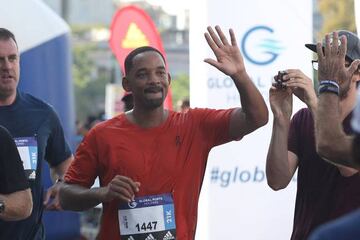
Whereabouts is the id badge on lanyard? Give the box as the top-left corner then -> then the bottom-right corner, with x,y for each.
118,193 -> 176,240
14,137 -> 38,180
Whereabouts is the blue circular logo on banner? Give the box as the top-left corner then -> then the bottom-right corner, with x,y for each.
128,200 -> 137,209
241,26 -> 283,65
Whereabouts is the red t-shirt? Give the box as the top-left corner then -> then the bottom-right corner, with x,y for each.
65,108 -> 234,240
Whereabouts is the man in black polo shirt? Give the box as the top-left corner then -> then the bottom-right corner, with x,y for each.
0,125 -> 32,223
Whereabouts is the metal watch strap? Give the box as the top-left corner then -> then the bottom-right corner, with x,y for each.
0,200 -> 5,213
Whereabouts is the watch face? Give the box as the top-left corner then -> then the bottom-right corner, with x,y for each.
0,201 -> 4,213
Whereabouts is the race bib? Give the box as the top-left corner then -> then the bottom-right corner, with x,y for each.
118,193 -> 176,240
14,137 -> 38,180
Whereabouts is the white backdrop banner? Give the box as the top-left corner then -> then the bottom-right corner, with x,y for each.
190,0 -> 313,239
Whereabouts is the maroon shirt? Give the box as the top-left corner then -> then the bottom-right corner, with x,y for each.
288,108 -> 360,240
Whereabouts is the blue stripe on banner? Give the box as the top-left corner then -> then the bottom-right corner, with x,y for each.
163,204 -> 176,230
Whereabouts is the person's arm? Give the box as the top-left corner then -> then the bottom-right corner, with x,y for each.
315,94 -> 358,174
49,155 -> 73,182
41,107 -> 75,210
266,117 -> 299,190
316,93 -> 355,167
204,26 -> 268,140
59,184 -> 107,211
283,64 -> 358,173
266,68 -> 316,190
266,86 -> 298,190
314,32 -> 360,169
60,175 -> 140,211
316,97 -> 359,175
0,126 -> 33,220
43,155 -> 73,210
0,189 -> 32,221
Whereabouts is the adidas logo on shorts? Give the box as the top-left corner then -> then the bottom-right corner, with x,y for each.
163,231 -> 175,240
145,234 -> 156,240
127,237 -> 135,240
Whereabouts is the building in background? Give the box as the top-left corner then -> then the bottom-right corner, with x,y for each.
42,0 -> 115,25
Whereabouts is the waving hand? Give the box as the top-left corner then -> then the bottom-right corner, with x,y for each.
204,26 -> 246,78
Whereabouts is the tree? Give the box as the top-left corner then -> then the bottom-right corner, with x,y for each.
318,0 -> 356,37
170,74 -> 189,110
73,41 -> 109,121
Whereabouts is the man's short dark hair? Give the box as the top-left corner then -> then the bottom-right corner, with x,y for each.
124,46 -> 166,75
0,28 -> 18,47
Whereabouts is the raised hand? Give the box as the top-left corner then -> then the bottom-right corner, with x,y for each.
204,25 -> 246,79
100,175 -> 140,203
316,32 -> 360,96
269,83 -> 293,121
282,69 -> 317,110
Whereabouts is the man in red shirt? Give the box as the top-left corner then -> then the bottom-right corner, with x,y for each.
59,26 -> 268,240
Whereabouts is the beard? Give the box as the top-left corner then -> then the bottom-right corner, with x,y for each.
143,96 -> 165,109
142,86 -> 166,109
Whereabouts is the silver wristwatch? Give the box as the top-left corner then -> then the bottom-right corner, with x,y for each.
0,200 -> 5,213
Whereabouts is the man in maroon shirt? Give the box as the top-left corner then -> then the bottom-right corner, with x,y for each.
266,30 -> 360,240
309,30 -> 360,240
